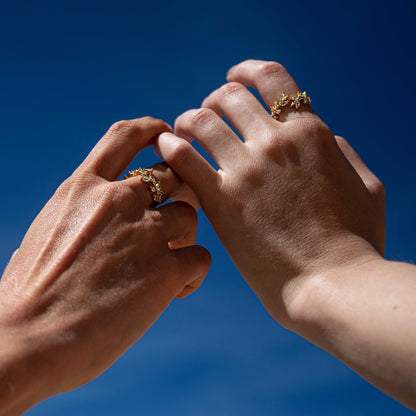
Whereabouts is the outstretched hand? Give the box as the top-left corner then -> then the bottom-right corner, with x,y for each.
155,60 -> 416,409
155,59 -> 385,324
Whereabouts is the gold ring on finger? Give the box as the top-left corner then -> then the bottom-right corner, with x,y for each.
124,167 -> 164,204
270,91 -> 311,120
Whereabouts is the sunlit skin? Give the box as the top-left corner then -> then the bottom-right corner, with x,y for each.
1,60 -> 415,415
0,117 -> 211,416
156,59 -> 416,410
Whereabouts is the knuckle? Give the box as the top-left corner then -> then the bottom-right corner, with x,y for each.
167,139 -> 194,167
101,182 -> 139,211
54,176 -> 74,199
107,119 -> 138,137
216,82 -> 245,101
373,179 -> 386,201
140,116 -> 156,123
147,209 -> 164,228
236,159 -> 266,189
139,116 -> 168,131
183,108 -> 216,132
100,183 -> 120,205
54,174 -> 87,200
294,118 -> 333,146
54,173 -> 104,208
257,61 -> 287,77
259,137 -> 283,159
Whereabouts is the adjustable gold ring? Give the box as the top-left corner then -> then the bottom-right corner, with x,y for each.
270,91 -> 311,120
124,167 -> 164,204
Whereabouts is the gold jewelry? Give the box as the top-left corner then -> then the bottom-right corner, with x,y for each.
270,91 -> 311,120
124,168 -> 164,204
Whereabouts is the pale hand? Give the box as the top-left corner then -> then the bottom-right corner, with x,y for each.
156,60 -> 416,410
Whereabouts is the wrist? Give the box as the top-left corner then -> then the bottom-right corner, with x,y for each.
265,233 -> 383,329
282,255 -> 389,343
0,296 -> 52,415
0,330 -> 42,415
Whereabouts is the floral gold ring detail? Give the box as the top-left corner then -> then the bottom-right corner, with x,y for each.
270,91 -> 311,120
124,168 -> 164,204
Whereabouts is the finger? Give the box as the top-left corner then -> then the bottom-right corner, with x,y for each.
127,162 -> 200,210
123,162 -> 183,206
156,201 -> 198,244
175,275 -> 205,299
78,117 -> 172,181
335,136 -> 386,257
168,220 -> 196,250
335,136 -> 385,197
170,245 -> 211,297
170,184 -> 200,211
174,108 -> 247,167
200,83 -> 277,140
226,60 -> 316,122
154,132 -> 220,208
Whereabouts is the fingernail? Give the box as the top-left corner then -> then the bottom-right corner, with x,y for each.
159,132 -> 177,140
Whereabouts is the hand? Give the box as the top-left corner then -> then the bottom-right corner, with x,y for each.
155,60 -> 385,325
156,61 -> 416,410
158,61 -> 416,410
0,117 -> 211,415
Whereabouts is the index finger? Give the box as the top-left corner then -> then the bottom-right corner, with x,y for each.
77,117 -> 172,181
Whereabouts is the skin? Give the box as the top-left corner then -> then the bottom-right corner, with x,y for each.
0,117 -> 211,415
155,60 -> 416,410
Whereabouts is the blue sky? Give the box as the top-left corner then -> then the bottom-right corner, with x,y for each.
1,0 -> 415,415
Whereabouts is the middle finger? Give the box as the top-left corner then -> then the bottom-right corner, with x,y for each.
201,82 -> 276,140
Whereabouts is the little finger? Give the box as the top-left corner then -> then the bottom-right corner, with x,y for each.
169,245 -> 211,297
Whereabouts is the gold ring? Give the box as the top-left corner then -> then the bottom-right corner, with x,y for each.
270,91 -> 311,120
124,167 -> 164,204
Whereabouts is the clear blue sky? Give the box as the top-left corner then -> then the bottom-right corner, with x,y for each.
1,0 -> 415,415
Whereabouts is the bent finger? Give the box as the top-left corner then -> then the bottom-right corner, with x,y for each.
78,117 -> 171,181
155,132 -> 220,208
175,275 -> 206,299
170,245 -> 211,294
157,201 -> 198,244
170,184 -> 200,212
123,162 -> 182,206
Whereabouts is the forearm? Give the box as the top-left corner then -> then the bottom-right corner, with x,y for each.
289,259 -> 416,410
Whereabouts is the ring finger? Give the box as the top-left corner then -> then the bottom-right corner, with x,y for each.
123,162 -> 195,208
226,59 -> 317,122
